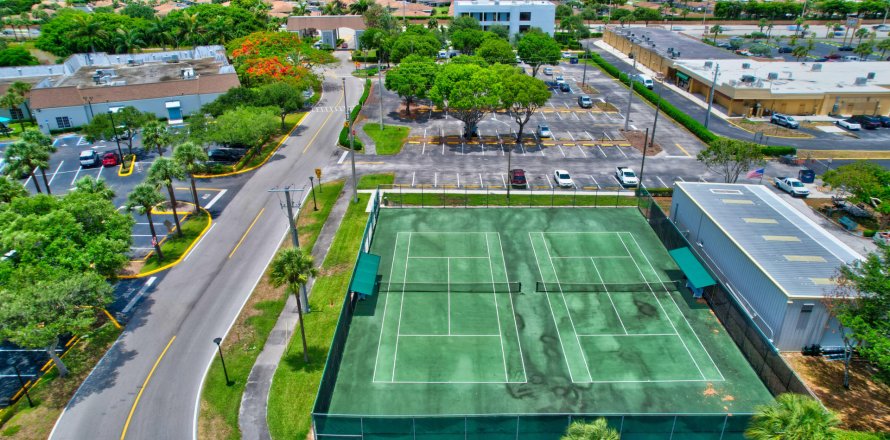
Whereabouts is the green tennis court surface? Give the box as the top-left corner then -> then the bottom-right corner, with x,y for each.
321,208 -> 772,437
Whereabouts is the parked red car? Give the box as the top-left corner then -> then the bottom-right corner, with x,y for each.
510,169 -> 527,189
102,152 -> 120,167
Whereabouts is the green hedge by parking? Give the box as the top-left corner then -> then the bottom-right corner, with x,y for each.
586,53 -> 796,157
339,79 -> 371,150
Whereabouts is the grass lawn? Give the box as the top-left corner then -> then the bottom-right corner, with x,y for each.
734,119 -> 813,138
235,112 -> 306,171
139,210 -> 209,273
0,322 -> 121,438
198,181 -> 345,440
0,120 -> 37,141
385,191 -> 641,208
357,173 -> 394,189
267,194 -> 371,440
363,124 -> 409,155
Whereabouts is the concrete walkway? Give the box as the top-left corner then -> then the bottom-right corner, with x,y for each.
238,187 -> 352,440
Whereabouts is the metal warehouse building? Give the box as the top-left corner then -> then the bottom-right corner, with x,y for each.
670,182 -> 862,351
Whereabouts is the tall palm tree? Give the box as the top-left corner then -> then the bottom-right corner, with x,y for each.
71,14 -> 109,64
291,2 -> 310,16
9,81 -> 32,124
147,17 -> 173,50
126,182 -> 166,260
19,12 -> 30,39
877,37 -> 890,59
856,27 -> 870,44
0,92 -> 25,131
745,393 -> 838,440
268,247 -> 318,363
561,418 -> 620,440
18,129 -> 55,193
142,120 -> 172,157
73,176 -> 115,200
178,11 -> 201,47
349,0 -> 373,15
322,0 -> 345,15
147,158 -> 185,237
3,139 -> 47,193
172,142 -> 207,211
113,28 -> 146,54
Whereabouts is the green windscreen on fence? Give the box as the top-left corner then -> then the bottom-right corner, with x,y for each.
349,252 -> 380,296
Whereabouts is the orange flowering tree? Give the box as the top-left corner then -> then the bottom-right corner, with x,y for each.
228,31 -> 337,86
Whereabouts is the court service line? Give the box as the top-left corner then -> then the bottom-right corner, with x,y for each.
615,234 -> 706,381
447,258 -> 451,336
588,257 -> 628,335
371,231 -> 399,382
497,232 -> 528,382
528,232 -> 576,383
540,232 -> 594,383
552,256 -> 633,259
578,333 -> 676,337
398,334 -> 501,337
626,233 -> 726,381
485,233 -> 510,383
390,232 -> 413,382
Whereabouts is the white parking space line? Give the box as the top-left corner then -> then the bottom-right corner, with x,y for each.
422,142 -> 426,155
539,110 -> 547,120
434,172 -> 438,188
23,173 -> 32,187
457,173 -> 460,187
676,176 -> 686,182
96,163 -> 104,180
556,110 -> 563,120
630,125 -> 637,130
657,176 -> 669,188
204,189 -> 228,210
577,144 -> 587,158
47,161 -> 65,187
563,103 -> 571,110
617,148 -> 628,159
500,173 -> 506,187
588,175 -> 599,188
69,165 -> 84,187
597,146 -> 607,158
603,112 -> 614,121
412,172 -> 416,187
588,113 -> 596,122
479,173 -> 484,188
699,176 -> 709,182
76,136 -> 89,146
558,145 -> 566,157
584,131 -> 593,140
545,175 -> 553,189
572,111 -> 580,121
338,151 -> 348,164
567,132 -> 575,141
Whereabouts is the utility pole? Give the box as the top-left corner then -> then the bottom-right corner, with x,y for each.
378,65 -> 384,129
639,127 -> 649,192
581,41 -> 589,87
704,64 -> 719,129
268,186 -> 310,313
342,78 -> 359,203
624,47 -> 637,131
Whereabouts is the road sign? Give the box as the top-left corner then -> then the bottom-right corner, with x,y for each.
315,168 -> 322,179
355,62 -> 360,68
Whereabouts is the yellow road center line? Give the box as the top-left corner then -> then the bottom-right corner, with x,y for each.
303,92 -> 344,154
229,208 -> 265,259
674,143 -> 692,158
120,336 -> 176,440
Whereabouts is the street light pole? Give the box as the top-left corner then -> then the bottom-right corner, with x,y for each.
704,64 -> 719,129
581,41 -> 589,87
309,176 -> 318,211
7,360 -> 33,407
107,109 -> 124,160
624,47 -> 637,131
212,337 -> 232,386
378,66 -> 385,130
342,78 -> 358,203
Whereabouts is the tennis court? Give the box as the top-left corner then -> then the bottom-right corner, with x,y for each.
318,207 -> 773,439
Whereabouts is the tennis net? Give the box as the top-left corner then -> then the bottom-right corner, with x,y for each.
377,282 -> 521,293
536,280 -> 683,293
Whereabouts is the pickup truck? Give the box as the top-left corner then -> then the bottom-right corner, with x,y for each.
775,176 -> 810,198
616,166 -> 639,187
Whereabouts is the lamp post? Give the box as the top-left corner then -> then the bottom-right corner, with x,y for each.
212,337 -> 232,386
6,359 -> 33,407
309,176 -> 318,211
107,109 -> 124,160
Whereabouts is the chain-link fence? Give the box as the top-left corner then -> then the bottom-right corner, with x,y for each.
376,185 -> 645,209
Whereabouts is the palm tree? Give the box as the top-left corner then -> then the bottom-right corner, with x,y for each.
142,120 -> 172,157
9,81 -> 32,124
0,92 -> 25,131
291,2 -> 310,15
793,44 -> 810,61
73,176 -> 115,200
147,17 -> 173,50
172,142 -> 207,211
349,0 -> 373,15
126,182 -> 165,260
19,12 -> 30,39
878,37 -> 890,59
71,14 -> 109,64
758,18 -> 767,32
856,27 -> 870,44
268,247 -> 318,363
178,11 -> 201,47
147,158 -> 185,237
855,42 -> 874,61
561,418 -> 620,440
322,0 -> 345,15
746,393 -> 838,440
710,24 -> 723,38
3,139 -> 47,193
113,28 -> 146,54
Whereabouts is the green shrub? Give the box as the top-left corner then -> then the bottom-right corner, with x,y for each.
760,146 -> 797,156
638,187 -> 673,197
590,32 -> 603,38
864,229 -> 877,238
338,79 -> 371,150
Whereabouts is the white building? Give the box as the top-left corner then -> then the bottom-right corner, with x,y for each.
453,0 -> 555,36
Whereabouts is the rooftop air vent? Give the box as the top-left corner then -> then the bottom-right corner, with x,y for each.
767,72 -> 779,80
855,77 -> 868,86
811,63 -> 822,71
741,74 -> 756,83
867,72 -> 876,79
704,61 -> 713,69
742,62 -> 751,69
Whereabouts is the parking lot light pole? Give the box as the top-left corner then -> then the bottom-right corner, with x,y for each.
704,64 -> 719,129
107,109 -> 124,160
309,176 -> 318,211
7,359 -> 33,407
624,48 -> 637,131
212,337 -> 232,386
581,42 -> 589,87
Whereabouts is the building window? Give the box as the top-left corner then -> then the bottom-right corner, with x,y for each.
9,107 -> 23,120
519,11 -> 531,21
460,12 -> 469,16
472,12 -> 482,20
55,116 -> 71,129
484,12 -> 495,21
499,12 -> 510,21
519,24 -> 531,32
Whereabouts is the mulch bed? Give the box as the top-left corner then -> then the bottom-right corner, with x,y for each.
620,129 -> 662,155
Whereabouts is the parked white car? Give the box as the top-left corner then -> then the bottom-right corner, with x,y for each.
537,124 -> 552,138
555,75 -> 565,84
543,67 -> 554,76
553,169 -> 574,188
836,118 -> 862,130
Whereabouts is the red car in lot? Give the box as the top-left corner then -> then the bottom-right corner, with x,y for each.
510,169 -> 527,188
102,152 -> 121,167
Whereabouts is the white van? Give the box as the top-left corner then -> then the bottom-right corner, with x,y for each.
633,74 -> 654,89
842,55 -> 861,62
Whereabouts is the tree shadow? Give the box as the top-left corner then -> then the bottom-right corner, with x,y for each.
281,345 -> 329,373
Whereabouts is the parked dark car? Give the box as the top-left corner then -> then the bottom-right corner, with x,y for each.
838,45 -> 854,51
558,82 -> 571,92
770,113 -> 799,129
849,115 -> 882,129
208,148 -> 245,163
878,115 -> 890,127
813,57 -> 829,62
827,53 -> 843,59
509,169 -> 527,189
778,46 -> 793,53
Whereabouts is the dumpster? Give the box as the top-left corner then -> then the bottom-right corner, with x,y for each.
798,169 -> 815,183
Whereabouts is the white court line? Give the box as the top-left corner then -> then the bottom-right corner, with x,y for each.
552,255 -> 632,259
627,233 -> 725,381
372,232 -> 400,382
588,256 -> 628,335
485,233 -> 510,382
47,161 -> 65,187
528,232 -> 576,383
398,334 -> 501,337
183,224 -> 216,262
408,256 -> 489,259
497,233 -> 527,382
541,233 -> 594,383
69,165 -> 83,186
578,333 -> 676,337
447,258 -> 451,335
615,234 -> 706,380
203,189 -> 228,210
376,380 -> 526,384
390,232 -> 412,382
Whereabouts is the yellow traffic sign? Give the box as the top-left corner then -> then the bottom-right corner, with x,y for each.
315,168 -> 322,179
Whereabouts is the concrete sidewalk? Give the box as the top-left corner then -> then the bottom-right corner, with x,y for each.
238,187 -> 352,440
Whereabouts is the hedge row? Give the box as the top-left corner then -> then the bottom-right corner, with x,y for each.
586,53 -> 796,157
339,79 -> 372,150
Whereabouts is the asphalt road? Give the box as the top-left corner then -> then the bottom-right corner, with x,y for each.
48,52 -> 362,440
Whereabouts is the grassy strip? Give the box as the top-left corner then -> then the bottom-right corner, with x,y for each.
237,112 -> 306,171
363,124 -> 409,155
0,322 -> 122,438
357,173 -> 395,189
267,194 -> 370,440
140,210 -> 208,273
386,192 -> 642,207
838,431 -> 890,440
339,79 -> 371,151
198,181 -> 345,440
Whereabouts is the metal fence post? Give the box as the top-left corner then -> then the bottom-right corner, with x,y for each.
442,187 -> 445,208
573,188 -> 577,207
465,187 -> 468,208
421,185 -> 424,207
551,188 -> 555,207
529,187 -> 532,208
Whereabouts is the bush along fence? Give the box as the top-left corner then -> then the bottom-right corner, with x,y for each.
587,52 -> 797,157
339,79 -> 372,150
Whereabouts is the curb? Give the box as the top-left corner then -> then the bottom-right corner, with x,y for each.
725,119 -> 816,140
120,206 -> 213,279
118,155 -> 137,177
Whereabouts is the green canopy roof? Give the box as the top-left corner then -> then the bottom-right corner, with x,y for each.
350,252 -> 381,296
668,247 -> 716,290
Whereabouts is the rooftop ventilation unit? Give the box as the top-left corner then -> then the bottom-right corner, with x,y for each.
181,67 -> 196,79
742,63 -> 751,69
867,72 -> 876,79
704,61 -> 713,69
811,63 -> 822,71
741,74 -> 756,83
855,77 -> 868,86
767,72 -> 779,80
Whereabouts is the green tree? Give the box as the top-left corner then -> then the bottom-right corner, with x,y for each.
9,81 -> 32,123
121,1 -> 156,20
710,24 -> 724,37
348,0 -> 373,15
14,129 -> 54,193
500,70 -> 549,198
634,6 -> 661,26
0,46 -> 38,66
856,27 -> 871,44
0,175 -> 27,203
268,247 -> 318,362
556,3 -> 574,19
389,28 -> 441,62
84,107 -> 152,154
172,142 -> 208,210
126,182 -> 166,259
758,18 -> 768,32
559,15 -> 590,40
0,272 -> 113,376
561,418 -> 620,440
854,41 -> 874,60
71,13 -> 110,58
322,0 -> 344,15
517,29 -> 561,77
142,120 -> 173,157
792,44 -> 810,60
207,106 -> 279,148
822,161 -> 890,228
385,54 -> 438,114
113,27 -> 146,54
449,15 -> 482,34
697,137 -> 765,183
476,37 -> 516,65
430,63 -> 502,139
451,29 -> 487,54
73,176 -> 115,200
0,90 -> 26,130
201,87 -> 260,117
745,393 -> 838,440
877,37 -> 890,58
488,24 -> 510,40
291,2 -> 310,16
362,3 -> 397,32
257,81 -> 307,130
748,43 -> 773,57
147,157 -> 186,237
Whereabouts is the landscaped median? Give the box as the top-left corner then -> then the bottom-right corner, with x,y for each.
120,205 -> 212,278
339,79 -> 372,151
357,172 -> 395,189
198,181 -> 345,440
362,124 -> 409,155
117,154 -> 137,177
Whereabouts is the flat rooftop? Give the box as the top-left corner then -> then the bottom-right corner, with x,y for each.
54,57 -> 224,88
455,0 -> 554,6
609,27 -> 741,62
675,58 -> 890,94
676,182 -> 863,298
